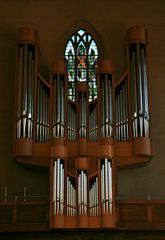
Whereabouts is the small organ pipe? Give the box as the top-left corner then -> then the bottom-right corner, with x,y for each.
101,74 -> 113,138
96,177 -> 98,215
132,51 -> 138,138
84,173 -> 87,215
89,177 -> 98,216
136,43 -> 143,137
122,85 -> 126,141
136,43 -> 143,115
78,174 -> 81,214
52,80 -> 56,138
22,44 -> 28,138
53,160 -> 57,214
61,80 -> 64,137
56,159 -> 60,214
105,159 -> 109,214
125,80 -> 129,140
101,80 -> 105,138
109,76 -> 113,128
39,84 -> 43,141
57,75 -> 60,138
45,92 -> 48,141
68,103 -> 76,141
78,171 -> 87,215
66,176 -> 69,216
101,159 -> 113,215
79,93 -> 87,138
115,79 -> 129,142
115,98 -> 118,141
141,47 -> 149,137
81,171 -> 84,214
101,167 -> 105,214
17,46 -> 23,138
68,104 -> 70,140
53,159 -> 65,215
104,74 -> 109,138
27,50 -> 32,138
108,160 -> 112,214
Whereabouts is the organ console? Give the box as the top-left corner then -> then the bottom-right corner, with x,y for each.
13,26 -> 152,229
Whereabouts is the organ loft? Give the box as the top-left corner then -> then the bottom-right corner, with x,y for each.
12,25 -> 151,229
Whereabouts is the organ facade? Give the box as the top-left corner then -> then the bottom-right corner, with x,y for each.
13,26 -> 152,229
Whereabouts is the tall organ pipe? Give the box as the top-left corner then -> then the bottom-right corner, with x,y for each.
52,61 -> 66,139
128,26 -> 149,138
16,27 -> 38,139
78,171 -> 88,215
115,79 -> 129,142
52,159 -> 64,215
89,177 -> 98,216
79,93 -> 87,138
101,159 -> 113,215
99,60 -> 113,139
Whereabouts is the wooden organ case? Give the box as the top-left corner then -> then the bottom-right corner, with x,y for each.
13,26 -> 152,229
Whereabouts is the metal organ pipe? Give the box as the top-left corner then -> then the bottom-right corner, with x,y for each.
52,61 -> 66,139
36,81 -> 50,142
129,26 -> 149,138
141,47 -> 149,137
89,104 -> 97,141
101,159 -> 113,215
78,171 -> 87,215
68,103 -> 76,141
89,177 -> 98,216
16,41 -> 36,139
100,73 -> 113,138
52,159 -> 64,215
115,79 -> 129,142
79,93 -> 87,138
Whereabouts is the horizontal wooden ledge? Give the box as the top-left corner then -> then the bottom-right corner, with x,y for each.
116,155 -> 150,167
13,139 -> 51,158
0,200 -> 49,206
117,200 -> 165,205
0,223 -> 49,232
13,137 -> 152,167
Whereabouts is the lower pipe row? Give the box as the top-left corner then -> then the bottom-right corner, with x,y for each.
52,159 -> 113,216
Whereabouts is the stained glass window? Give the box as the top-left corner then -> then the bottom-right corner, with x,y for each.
65,29 -> 98,101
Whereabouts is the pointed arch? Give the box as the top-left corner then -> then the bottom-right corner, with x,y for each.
65,27 -> 99,101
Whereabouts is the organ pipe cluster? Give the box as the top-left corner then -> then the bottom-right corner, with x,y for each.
78,171 -> 88,215
52,159 -> 64,215
89,177 -> 99,216
89,103 -> 98,141
79,93 -> 87,138
52,74 -> 65,138
66,176 -> 76,216
67,103 -> 76,141
36,80 -> 50,142
115,79 -> 129,141
16,43 -> 35,139
101,159 -> 113,214
129,42 -> 149,138
100,74 -> 113,138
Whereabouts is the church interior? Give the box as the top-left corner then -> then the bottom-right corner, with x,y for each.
0,0 -> 165,239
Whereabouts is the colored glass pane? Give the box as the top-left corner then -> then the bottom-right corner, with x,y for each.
65,29 -> 98,101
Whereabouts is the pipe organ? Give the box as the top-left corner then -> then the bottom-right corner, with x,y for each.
13,26 -> 152,229
52,71 -> 65,139
37,76 -> 50,142
115,78 -> 129,141
100,73 -> 113,138
128,27 -> 149,138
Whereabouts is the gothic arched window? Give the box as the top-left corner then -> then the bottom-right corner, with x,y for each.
65,29 -> 98,102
